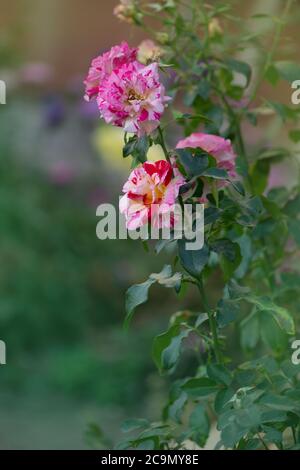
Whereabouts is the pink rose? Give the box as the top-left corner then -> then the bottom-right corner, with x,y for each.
120,160 -> 186,230
84,42 -> 137,101
176,133 -> 237,201
97,61 -> 170,136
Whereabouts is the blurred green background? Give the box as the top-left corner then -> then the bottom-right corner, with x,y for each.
0,0 -> 299,449
0,0 -> 181,449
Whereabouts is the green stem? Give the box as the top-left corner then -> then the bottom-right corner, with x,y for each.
158,126 -> 171,164
197,279 -> 222,364
292,426 -> 297,446
258,434 -> 270,451
158,126 -> 184,210
212,85 -> 251,192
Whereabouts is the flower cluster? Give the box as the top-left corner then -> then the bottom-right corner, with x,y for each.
84,42 -> 170,136
84,42 -> 237,229
83,1 -> 300,452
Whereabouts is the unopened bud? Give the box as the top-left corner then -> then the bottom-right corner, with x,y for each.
155,32 -> 169,45
208,18 -> 223,37
113,0 -> 136,24
138,40 -> 162,64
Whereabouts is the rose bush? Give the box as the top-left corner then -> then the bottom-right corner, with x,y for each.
85,0 -> 300,451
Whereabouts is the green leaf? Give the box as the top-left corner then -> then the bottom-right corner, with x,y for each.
259,393 -> 300,413
225,59 -> 252,87
123,136 -> 137,158
250,159 -> 271,195
244,439 -> 261,450
256,147 -> 289,161
259,409 -> 287,424
240,310 -> 260,351
288,218 -> 300,247
219,420 -> 246,448
125,266 -> 181,328
121,419 -> 149,433
284,195 -> 300,217
167,392 -> 188,423
195,312 -> 209,328
281,359 -> 300,378
275,61 -> 300,83
176,148 -> 209,177
211,239 -> 240,263
173,111 -> 212,124
289,130 -> 300,143
251,13 -> 271,18
260,196 -> 282,218
217,299 -> 240,328
230,181 -> 246,196
235,234 -> 252,279
227,280 -> 251,299
123,135 -> 149,163
214,388 -> 235,414
211,239 -> 242,280
154,238 -> 175,254
265,64 -> 280,86
268,101 -> 298,122
201,167 -> 228,179
182,377 -> 219,397
183,87 -> 199,107
178,241 -> 209,279
262,426 -> 282,445
220,406 -> 262,448
245,296 -> 295,335
207,364 -> 232,386
204,207 -> 221,225
205,106 -> 224,134
246,111 -> 258,126
125,279 -> 155,329
260,312 -> 288,354
134,136 -> 150,163
189,404 -> 210,447
134,438 -> 157,450
152,324 -> 190,373
197,80 -> 211,100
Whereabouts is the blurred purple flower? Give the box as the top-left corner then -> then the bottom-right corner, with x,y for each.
43,95 -> 65,127
78,99 -> 99,121
20,62 -> 53,85
48,161 -> 76,186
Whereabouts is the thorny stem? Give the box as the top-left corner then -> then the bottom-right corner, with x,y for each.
158,126 -> 171,164
197,278 -> 223,364
158,127 -> 222,364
